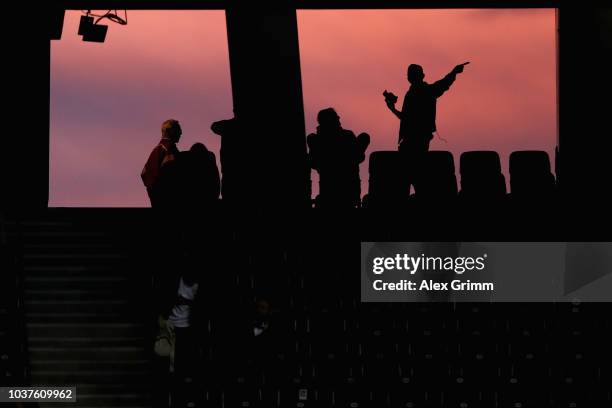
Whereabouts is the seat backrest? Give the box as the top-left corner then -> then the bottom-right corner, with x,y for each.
460,150 -> 502,177
459,151 -> 506,198
509,150 -> 551,175
368,151 -> 405,197
419,150 -> 457,198
509,150 -> 555,196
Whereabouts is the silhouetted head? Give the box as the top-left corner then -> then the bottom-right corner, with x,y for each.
161,119 -> 182,143
190,142 -> 209,155
317,108 -> 341,130
407,64 -> 425,84
255,299 -> 270,317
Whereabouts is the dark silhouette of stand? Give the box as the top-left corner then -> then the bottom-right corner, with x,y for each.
225,7 -> 309,209
307,108 -> 370,209
418,150 -> 458,201
506,151 -> 556,221
459,151 -> 506,202
179,143 -> 221,209
509,150 -> 556,199
211,117 -> 250,206
362,151 -> 407,209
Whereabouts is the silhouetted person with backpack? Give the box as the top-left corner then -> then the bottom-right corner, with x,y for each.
384,62 -> 468,194
307,108 -> 370,209
179,143 -> 220,208
141,119 -> 182,208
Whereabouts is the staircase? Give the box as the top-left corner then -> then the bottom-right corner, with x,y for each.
19,212 -> 154,408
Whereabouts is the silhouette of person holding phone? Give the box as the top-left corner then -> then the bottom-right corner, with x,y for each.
384,62 -> 469,194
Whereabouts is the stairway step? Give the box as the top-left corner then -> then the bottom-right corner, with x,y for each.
28,346 -> 148,361
23,255 -> 127,268
19,214 -> 155,408
21,236 -> 114,246
24,278 -> 131,292
30,359 -> 150,371
23,261 -> 127,269
28,336 -> 147,348
25,276 -> 128,282
21,231 -> 108,238
25,300 -> 131,314
24,289 -> 131,301
20,220 -> 75,227
24,243 -> 116,250
26,323 -> 147,338
26,312 -> 143,324
24,254 -> 125,260
24,265 -> 124,273
23,266 -> 135,279
29,369 -> 151,384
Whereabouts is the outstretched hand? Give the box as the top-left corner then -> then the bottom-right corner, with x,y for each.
453,61 -> 470,74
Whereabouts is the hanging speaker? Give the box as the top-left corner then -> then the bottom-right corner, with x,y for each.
50,9 -> 65,40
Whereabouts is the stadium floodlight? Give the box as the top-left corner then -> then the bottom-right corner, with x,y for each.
82,23 -> 108,43
78,15 -> 94,35
78,10 -> 127,43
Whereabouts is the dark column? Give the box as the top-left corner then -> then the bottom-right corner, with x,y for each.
2,8 -> 61,210
557,7 -> 612,211
225,6 -> 310,211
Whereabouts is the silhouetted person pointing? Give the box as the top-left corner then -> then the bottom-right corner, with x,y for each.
384,62 -> 468,193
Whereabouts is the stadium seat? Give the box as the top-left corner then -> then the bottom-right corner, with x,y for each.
509,150 -> 556,198
459,151 -> 506,200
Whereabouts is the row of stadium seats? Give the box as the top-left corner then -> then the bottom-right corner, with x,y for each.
364,150 -> 555,208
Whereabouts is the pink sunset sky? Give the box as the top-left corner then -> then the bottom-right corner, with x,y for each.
50,9 -> 557,207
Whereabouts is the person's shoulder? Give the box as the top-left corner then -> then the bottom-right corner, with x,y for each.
307,132 -> 320,143
424,81 -> 441,94
341,129 -> 356,138
158,139 -> 176,150
149,143 -> 166,155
